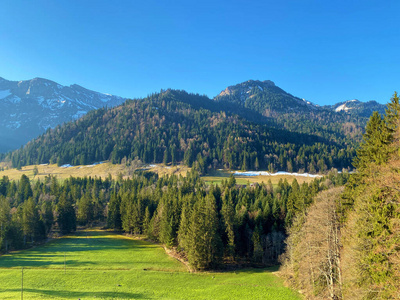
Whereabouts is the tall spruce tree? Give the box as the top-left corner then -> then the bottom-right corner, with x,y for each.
187,194 -> 222,270
340,92 -> 400,299
57,192 -> 76,234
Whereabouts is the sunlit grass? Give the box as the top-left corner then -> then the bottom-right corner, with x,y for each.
0,230 -> 301,299
201,169 -> 315,186
0,162 -> 190,181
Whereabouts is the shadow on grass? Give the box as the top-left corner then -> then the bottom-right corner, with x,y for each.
0,230 -> 167,269
217,265 -> 281,274
6,288 -> 148,299
0,257 -> 96,268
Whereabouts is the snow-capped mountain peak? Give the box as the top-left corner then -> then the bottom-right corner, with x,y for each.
0,76 -> 126,152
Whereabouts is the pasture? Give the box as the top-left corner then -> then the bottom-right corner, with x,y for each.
0,162 -> 190,181
0,230 -> 301,299
201,169 -> 318,186
0,162 -> 317,188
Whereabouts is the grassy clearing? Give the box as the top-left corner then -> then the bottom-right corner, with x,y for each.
201,169 -> 316,186
0,162 -> 313,188
0,230 -> 301,300
0,163 -> 190,182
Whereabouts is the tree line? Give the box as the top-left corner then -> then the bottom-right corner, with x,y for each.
0,169 -> 348,270
281,92 -> 400,299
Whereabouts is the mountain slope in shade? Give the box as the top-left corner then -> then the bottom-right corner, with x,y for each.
0,77 -> 126,152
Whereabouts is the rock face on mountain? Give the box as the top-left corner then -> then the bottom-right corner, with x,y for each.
214,79 -> 386,117
213,80 -> 387,145
214,80 -> 316,115
0,77 -> 125,152
0,76 -> 387,154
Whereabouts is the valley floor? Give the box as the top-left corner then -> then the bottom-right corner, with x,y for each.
0,162 -> 317,187
0,230 -> 301,299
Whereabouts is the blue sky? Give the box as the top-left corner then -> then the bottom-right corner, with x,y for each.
0,0 -> 399,105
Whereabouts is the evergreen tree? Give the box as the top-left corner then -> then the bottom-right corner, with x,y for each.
187,194 -> 222,270
57,193 -> 76,234
221,190 -> 236,259
0,196 -> 10,252
107,192 -> 122,229
40,200 -> 54,235
143,206 -> 151,236
22,198 -> 42,243
77,193 -> 93,226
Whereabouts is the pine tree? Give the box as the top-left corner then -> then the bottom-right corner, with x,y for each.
40,200 -> 53,235
143,206 -> 151,236
0,196 -> 10,252
22,198 -> 41,243
177,200 -> 191,251
339,92 -> 400,298
77,193 -> 93,226
107,192 -> 122,229
221,190 -> 236,259
187,194 -> 222,270
57,192 -> 76,234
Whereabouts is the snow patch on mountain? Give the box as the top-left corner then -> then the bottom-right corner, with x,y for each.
0,76 -> 127,152
335,104 -> 352,112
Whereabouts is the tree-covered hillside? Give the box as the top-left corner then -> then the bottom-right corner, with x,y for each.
281,93 -> 400,299
215,80 -> 383,144
5,90 -> 355,173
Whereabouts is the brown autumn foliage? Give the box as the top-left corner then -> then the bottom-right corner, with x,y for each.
281,187 -> 344,299
341,125 -> 400,299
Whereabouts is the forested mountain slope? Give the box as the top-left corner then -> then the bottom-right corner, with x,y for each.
215,80 -> 386,144
4,90 -> 355,173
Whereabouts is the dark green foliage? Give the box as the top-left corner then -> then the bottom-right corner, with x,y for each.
215,80 -> 370,146
107,192 -> 122,230
6,90 -> 356,173
186,193 -> 223,269
57,193 -> 76,234
339,92 -> 400,298
0,169 -> 349,270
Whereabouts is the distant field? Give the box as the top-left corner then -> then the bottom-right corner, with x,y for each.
0,230 -> 301,300
0,162 -> 316,188
201,169 -> 317,186
0,162 -> 190,181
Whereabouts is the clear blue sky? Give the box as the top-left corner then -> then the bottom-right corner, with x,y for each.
0,0 -> 399,105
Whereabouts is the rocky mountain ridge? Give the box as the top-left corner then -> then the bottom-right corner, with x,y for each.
214,79 -> 386,116
0,77 -> 126,152
323,99 -> 386,117
0,76 -> 387,153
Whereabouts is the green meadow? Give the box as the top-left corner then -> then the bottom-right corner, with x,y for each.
0,230 -> 301,299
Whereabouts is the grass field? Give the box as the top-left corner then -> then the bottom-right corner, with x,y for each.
0,163 -> 190,181
0,162 -> 316,188
0,230 -> 301,299
201,169 -> 317,186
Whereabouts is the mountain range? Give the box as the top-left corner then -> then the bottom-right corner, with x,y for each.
0,77 -> 388,173
5,89 -> 356,173
215,79 -> 386,116
0,77 -> 125,152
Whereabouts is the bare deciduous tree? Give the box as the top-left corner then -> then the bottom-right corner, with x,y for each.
282,187 -> 343,299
